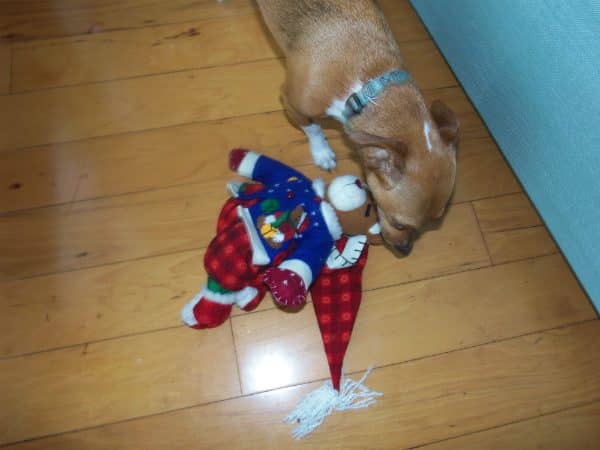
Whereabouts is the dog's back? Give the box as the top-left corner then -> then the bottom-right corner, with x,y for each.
257,0 -> 403,111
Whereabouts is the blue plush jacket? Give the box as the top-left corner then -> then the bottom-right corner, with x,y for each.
231,152 -> 341,285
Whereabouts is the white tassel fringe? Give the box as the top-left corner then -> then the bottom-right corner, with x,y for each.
284,367 -> 382,439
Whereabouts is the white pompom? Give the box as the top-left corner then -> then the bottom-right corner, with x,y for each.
284,367 -> 382,439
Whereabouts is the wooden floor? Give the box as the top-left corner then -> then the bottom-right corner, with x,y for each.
1,1 -> 599,448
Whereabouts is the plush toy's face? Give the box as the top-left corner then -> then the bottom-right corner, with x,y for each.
326,175 -> 384,245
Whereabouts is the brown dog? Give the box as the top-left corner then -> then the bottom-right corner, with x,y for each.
255,0 -> 459,254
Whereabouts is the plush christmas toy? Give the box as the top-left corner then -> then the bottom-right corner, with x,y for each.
285,190 -> 384,439
181,149 -> 377,329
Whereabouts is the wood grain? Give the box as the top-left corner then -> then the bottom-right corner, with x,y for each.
473,193 -> 558,263
0,111 -> 342,213
453,138 -> 521,203
0,0 -> 422,43
12,36 -> 454,92
0,183 -> 488,280
0,58 -> 285,152
484,226 -> 558,264
11,14 -> 278,92
4,321 -> 599,449
0,249 -> 203,358
0,44 -> 9,93
418,402 -> 600,450
0,85 -> 485,214
232,254 -> 592,394
2,37 -> 458,151
363,204 -> 490,289
11,1 -> 434,92
0,0 -> 254,42
0,326 -> 240,445
473,192 -> 543,231
0,202 -> 489,356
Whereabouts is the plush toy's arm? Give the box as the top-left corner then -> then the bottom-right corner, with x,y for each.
326,235 -> 367,269
229,149 -> 309,185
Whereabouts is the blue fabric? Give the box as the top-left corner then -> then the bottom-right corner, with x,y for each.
411,0 -> 600,310
237,155 -> 334,278
344,70 -> 411,118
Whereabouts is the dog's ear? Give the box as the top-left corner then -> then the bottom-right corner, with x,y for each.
431,100 -> 459,145
350,131 -> 406,190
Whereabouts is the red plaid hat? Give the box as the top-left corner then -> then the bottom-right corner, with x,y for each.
309,236 -> 368,391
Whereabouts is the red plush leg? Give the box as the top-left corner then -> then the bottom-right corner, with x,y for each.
191,299 -> 232,329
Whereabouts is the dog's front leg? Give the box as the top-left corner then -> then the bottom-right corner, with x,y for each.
281,92 -> 336,170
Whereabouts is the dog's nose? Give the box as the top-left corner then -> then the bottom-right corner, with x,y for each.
394,239 -> 414,255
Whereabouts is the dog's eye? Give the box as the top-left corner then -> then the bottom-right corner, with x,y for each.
390,219 -> 406,231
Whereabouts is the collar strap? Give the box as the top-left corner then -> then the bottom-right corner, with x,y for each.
343,70 -> 411,120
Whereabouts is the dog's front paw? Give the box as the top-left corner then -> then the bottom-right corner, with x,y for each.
303,123 -> 337,170
310,141 -> 337,170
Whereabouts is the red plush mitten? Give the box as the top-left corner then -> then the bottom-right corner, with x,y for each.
263,267 -> 307,307
229,148 -> 249,171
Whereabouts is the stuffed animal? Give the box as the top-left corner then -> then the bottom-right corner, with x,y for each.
180,149 -> 381,329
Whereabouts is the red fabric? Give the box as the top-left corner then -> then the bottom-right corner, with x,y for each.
205,215 -> 263,292
229,148 -> 249,171
310,236 -> 369,391
263,267 -> 307,307
190,300 -> 232,329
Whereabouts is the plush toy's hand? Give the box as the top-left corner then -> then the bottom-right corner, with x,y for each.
326,235 -> 367,269
263,267 -> 307,307
229,148 -> 249,171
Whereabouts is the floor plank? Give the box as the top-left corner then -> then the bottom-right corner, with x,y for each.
0,0 -> 422,43
0,0 -> 254,42
4,320 -> 599,449
1,36 -> 458,152
11,14 -> 278,92
416,402 -> 600,450
232,254 -> 592,394
0,85 -> 484,214
0,183 -> 488,280
473,193 -> 558,263
484,227 -> 558,265
0,326 -> 240,445
453,138 -> 521,203
0,202 -> 490,356
473,193 -> 543,231
11,1 -> 434,92
0,58 -> 284,152
0,44 -> 9,93
363,204 -> 489,289
0,249 -> 202,358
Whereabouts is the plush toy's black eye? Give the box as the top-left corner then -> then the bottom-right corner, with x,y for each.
364,203 -> 372,217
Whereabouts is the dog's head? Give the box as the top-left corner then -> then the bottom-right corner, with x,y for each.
350,100 -> 459,255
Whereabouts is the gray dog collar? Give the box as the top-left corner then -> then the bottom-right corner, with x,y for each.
343,70 -> 411,120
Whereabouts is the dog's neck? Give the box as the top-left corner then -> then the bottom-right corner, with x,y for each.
343,82 -> 430,143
